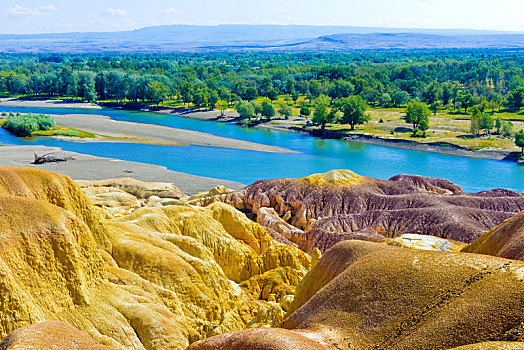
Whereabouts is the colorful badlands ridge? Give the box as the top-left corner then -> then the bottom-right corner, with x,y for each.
0,168 -> 523,349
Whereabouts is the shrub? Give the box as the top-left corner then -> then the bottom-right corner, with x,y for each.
299,106 -> 311,117
3,113 -> 56,137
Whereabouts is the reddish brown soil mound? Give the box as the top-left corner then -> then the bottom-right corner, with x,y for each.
205,170 -> 524,252
0,321 -> 111,349
188,328 -> 331,350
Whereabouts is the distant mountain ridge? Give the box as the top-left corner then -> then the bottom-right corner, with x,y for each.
284,33 -> 524,50
0,24 -> 523,53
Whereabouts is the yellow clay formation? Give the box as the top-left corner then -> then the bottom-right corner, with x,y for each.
300,169 -> 363,186
0,167 -> 311,349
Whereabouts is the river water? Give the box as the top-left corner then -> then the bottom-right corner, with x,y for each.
1,105 -> 523,193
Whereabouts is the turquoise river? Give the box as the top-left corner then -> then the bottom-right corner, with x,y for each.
1,105 -> 523,193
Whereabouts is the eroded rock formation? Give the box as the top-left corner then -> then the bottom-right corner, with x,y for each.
0,167 -> 310,349
3,166 -> 524,350
192,240 -> 524,350
198,169 -> 524,252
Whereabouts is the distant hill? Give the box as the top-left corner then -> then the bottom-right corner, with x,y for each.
0,24 -> 523,53
271,33 -> 524,51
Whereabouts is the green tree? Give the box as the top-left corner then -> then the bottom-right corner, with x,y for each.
418,116 -> 429,136
218,87 -> 231,105
244,86 -> 259,101
489,100 -> 500,113
308,80 -> 321,99
251,101 -> 262,117
148,82 -> 168,106
495,117 -> 503,134
217,100 -> 228,116
278,103 -> 293,119
235,100 -> 255,120
59,66 -> 77,97
391,90 -> 410,107
515,129 -> 524,154
191,90 -> 207,109
105,70 -> 128,102
180,82 -> 193,107
297,80 -> 309,94
338,95 -> 370,130
260,77 -> 274,96
207,90 -> 219,110
493,93 -> 503,112
267,88 -> 279,102
285,79 -> 295,95
405,101 -> 431,130
312,95 -> 334,132
480,113 -> 494,135
430,101 -> 443,115
379,93 -> 391,107
360,85 -> 380,107
291,90 -> 300,102
77,71 -> 97,102
508,87 -> 524,110
261,100 -> 276,120
477,98 -> 489,113
299,106 -> 311,118
470,107 -> 482,136
502,121 -> 513,137
82,83 -> 97,102
327,79 -> 354,99
459,93 -> 475,114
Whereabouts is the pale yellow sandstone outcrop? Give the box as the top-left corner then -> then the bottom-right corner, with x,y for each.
82,186 -> 141,208
0,167 -> 311,349
77,177 -> 185,199
184,185 -> 234,203
301,169 -> 363,186
0,166 -> 112,250
107,201 -> 310,287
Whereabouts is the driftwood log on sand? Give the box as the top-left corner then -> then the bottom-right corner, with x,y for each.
32,152 -> 75,165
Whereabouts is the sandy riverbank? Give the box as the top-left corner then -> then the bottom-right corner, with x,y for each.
0,145 -> 244,194
149,106 -> 240,122
0,99 -> 296,153
0,98 -> 102,109
48,113 -> 297,153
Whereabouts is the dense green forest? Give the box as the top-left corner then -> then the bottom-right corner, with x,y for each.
2,50 -> 524,155
0,50 -> 523,112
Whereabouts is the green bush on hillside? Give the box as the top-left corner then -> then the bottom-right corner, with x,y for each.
3,113 -> 56,137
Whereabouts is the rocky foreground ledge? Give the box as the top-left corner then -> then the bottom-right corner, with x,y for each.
1,167 -> 524,349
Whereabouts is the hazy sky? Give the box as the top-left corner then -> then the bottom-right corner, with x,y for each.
1,0 -> 523,34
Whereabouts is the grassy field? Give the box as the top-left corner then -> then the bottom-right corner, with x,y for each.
323,108 -> 523,152
32,126 -> 96,138
247,95 -> 524,152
